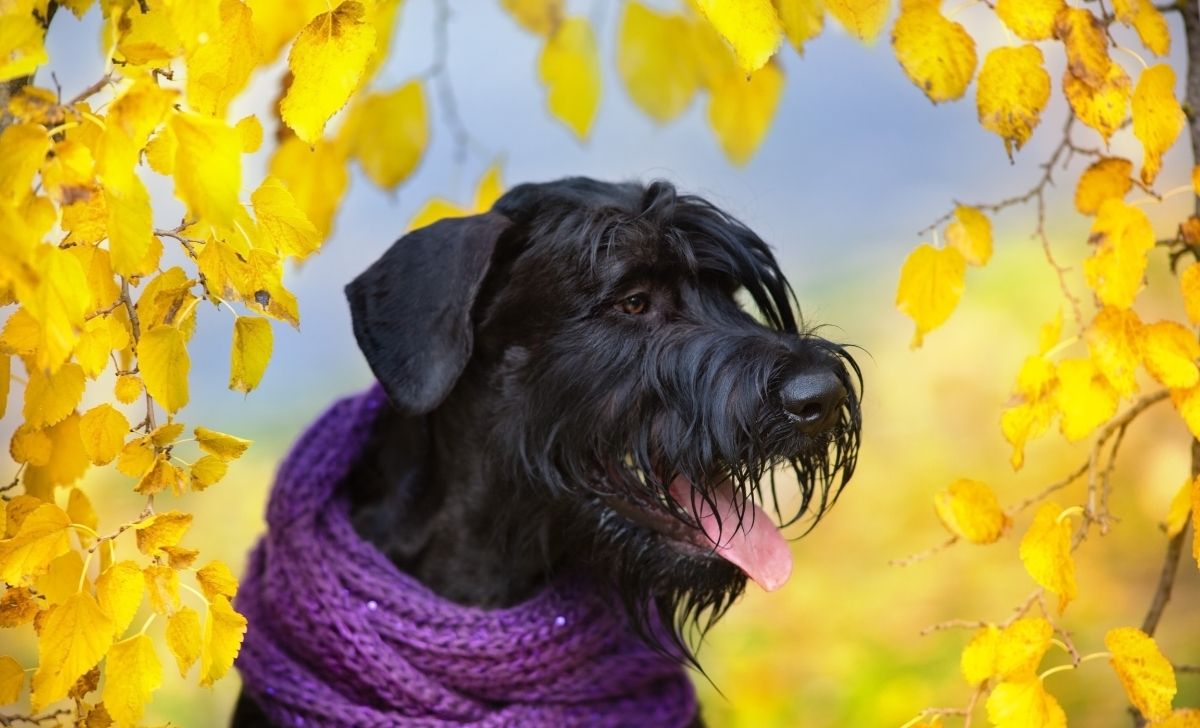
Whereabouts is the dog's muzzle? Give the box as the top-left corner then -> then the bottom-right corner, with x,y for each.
780,369 -> 848,434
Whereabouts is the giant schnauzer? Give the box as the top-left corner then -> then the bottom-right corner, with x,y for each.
232,177 -> 861,726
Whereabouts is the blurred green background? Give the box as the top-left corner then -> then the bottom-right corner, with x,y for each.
3,0 -> 1199,725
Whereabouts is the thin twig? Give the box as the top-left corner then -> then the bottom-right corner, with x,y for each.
65,73 -> 113,106
1141,520 -> 1191,637
889,535 -> 958,567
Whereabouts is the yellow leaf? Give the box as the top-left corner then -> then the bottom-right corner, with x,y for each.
134,511 -> 193,557
29,592 -> 114,711
185,0 -> 259,117
1083,199 -> 1155,309
976,45 -> 1051,158
1086,306 -> 1143,397
1064,63 -> 1131,142
823,0 -> 889,43
23,413 -> 90,493
473,164 -> 505,211
137,267 -> 197,333
1166,381 -> 1200,438
190,455 -> 228,491
163,545 -> 199,569
78,404 -> 130,466
1142,321 -> 1200,389
148,422 -> 185,449
693,0 -> 782,72
114,374 -> 143,405
280,0 -> 377,144
10,424 -> 52,466
0,355 -> 7,420
116,1 -> 181,65
242,250 -> 300,327
1019,502 -> 1077,612
235,114 -> 263,153
1182,263 -> 1200,325
23,245 -> 91,371
408,199 -> 469,231
75,317 -> 114,379
1,308 -> 39,355
945,206 -> 991,266
1053,7 -> 1111,88
1132,65 -> 1185,185
0,123 -> 50,203
267,136 -> 349,239
1193,476 -> 1200,568
961,624 -> 1000,685
34,550 -> 84,606
196,560 -> 238,601
538,17 -> 602,140
1130,0 -> 1169,56
200,595 -> 247,686
1106,627 -> 1176,722
986,678 -> 1067,728
0,655 -> 23,704
996,617 -> 1053,679
194,427 -> 252,460
1075,157 -> 1133,215
104,175 -> 154,277
891,3 -> 976,103
994,0 -> 1063,40
933,478 -> 1011,544
251,177 -> 321,259
97,79 -> 175,190
895,243 -> 967,348
617,4 -> 699,123
144,564 -> 180,615
1164,477 -> 1193,537
66,488 -> 97,548
165,606 -> 202,677
170,111 -> 242,228
116,436 -> 155,478
342,81 -> 429,189
0,10 -> 49,82
102,634 -> 162,726
134,458 -> 186,496
0,587 -> 39,628
230,316 -> 272,393
707,61 -> 784,165
500,0 -> 563,36
144,127 -> 176,176
1156,709 -> 1200,728
775,0 -> 824,54
1056,357 -> 1119,441
6,496 -> 43,537
97,561 -> 144,638
247,0 -> 324,62
690,13 -> 739,88
0,503 -> 72,584
138,325 -> 190,414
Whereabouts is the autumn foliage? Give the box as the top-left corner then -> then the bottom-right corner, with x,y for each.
0,0 -> 1197,725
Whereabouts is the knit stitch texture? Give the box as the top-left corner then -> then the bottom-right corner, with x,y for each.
235,385 -> 698,727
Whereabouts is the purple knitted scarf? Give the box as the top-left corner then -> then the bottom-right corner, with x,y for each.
235,385 -> 698,727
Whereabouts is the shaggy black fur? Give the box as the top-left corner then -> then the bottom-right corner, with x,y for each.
232,178 -> 861,727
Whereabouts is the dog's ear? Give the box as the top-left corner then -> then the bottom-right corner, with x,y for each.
345,213 -> 511,415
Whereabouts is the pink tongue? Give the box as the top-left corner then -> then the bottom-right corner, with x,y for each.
669,476 -> 793,592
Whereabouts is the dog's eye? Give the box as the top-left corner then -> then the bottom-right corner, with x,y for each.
618,294 -> 650,316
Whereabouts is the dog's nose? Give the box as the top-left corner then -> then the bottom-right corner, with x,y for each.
780,370 -> 846,433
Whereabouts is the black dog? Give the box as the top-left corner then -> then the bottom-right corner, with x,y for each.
232,178 -> 861,726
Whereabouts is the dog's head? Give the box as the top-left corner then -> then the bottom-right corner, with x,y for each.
346,177 -> 861,655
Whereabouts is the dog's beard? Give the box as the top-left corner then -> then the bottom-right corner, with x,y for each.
495,338 -> 862,663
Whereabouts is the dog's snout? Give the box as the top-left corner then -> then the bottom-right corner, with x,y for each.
780,370 -> 846,433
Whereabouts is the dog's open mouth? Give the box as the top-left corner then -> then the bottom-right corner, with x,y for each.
605,475 -> 793,593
